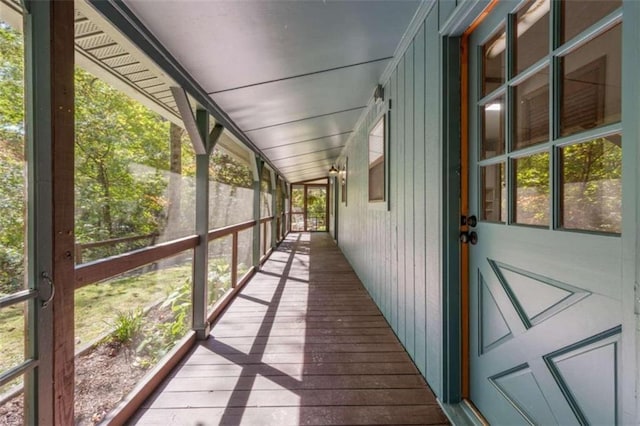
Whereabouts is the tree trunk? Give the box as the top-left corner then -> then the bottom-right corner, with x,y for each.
96,161 -> 113,238
166,123 -> 183,239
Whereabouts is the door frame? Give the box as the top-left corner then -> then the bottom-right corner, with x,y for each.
440,0 -> 500,406
289,179 -> 330,233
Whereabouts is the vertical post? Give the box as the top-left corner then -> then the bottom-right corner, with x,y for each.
24,1 -> 75,423
231,232 -> 238,287
303,184 -> 309,231
262,222 -> 266,256
270,170 -> 277,248
252,156 -> 263,268
284,180 -> 287,237
192,109 -> 211,340
286,182 -> 292,233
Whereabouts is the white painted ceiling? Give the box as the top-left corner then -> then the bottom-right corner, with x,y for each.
123,0 -> 421,182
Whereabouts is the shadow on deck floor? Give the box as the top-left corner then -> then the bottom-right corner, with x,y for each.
129,232 -> 449,425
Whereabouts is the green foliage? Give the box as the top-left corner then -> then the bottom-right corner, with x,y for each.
0,22 -> 23,143
208,259 -> 231,305
210,150 -> 253,189
0,20 -> 259,297
108,309 -> 143,346
135,279 -> 191,363
74,69 -> 170,242
0,24 -> 25,295
561,137 -> 622,231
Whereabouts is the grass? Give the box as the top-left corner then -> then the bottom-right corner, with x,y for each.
0,255 -> 237,398
74,262 -> 192,348
109,309 -> 144,346
0,261 -> 193,395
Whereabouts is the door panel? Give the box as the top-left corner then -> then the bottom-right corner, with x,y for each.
467,1 -> 624,424
290,183 -> 328,232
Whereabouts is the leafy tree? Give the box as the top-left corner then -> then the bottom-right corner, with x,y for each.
0,20 -> 264,293
0,23 -> 25,294
210,150 -> 252,188
74,69 -> 170,243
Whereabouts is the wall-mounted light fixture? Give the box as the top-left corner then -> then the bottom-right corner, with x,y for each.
328,164 -> 339,176
339,165 -> 346,184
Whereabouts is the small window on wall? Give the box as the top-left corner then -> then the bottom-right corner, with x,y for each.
368,116 -> 385,202
340,158 -> 348,205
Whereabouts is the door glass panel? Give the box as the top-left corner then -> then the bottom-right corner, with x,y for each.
0,19 -> 26,295
514,0 -> 550,75
562,0 -> 621,44
482,26 -> 506,96
291,213 -> 304,232
0,379 -> 22,420
291,185 -> 304,213
306,187 -> 327,231
481,163 -> 506,222
560,24 -> 621,137
482,97 -> 505,159
560,134 -> 622,233
514,68 -> 549,150
0,13 -> 28,416
0,301 -> 26,395
513,152 -> 549,226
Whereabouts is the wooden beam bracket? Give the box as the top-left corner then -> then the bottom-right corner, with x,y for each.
170,86 -> 206,155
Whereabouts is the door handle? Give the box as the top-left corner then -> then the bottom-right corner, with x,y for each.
467,215 -> 478,228
460,231 -> 478,245
461,215 -> 478,228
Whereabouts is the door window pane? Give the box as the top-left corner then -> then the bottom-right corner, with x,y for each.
513,152 -> 549,226
481,163 -> 506,222
291,185 -> 304,213
514,0 -> 550,75
482,97 -> 505,159
482,26 -> 506,96
514,68 -> 549,150
0,301 -> 26,395
562,0 -> 621,44
560,24 -> 621,137
0,16 -> 27,417
560,134 -> 621,233
0,19 -> 26,296
306,187 -> 327,231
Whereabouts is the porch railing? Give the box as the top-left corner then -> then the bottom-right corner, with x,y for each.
0,215 -> 280,400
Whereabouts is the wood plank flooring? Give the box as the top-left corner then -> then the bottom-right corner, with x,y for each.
129,233 -> 449,425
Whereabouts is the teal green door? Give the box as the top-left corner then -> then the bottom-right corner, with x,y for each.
467,1 -> 625,423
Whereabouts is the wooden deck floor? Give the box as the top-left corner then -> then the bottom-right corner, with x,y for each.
130,232 -> 449,425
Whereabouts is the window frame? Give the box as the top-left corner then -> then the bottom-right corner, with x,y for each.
368,112 -> 388,205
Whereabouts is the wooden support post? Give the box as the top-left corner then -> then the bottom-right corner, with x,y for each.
270,170 -> 277,248
262,221 -> 267,256
284,181 -> 290,234
191,150 -> 209,340
231,232 -> 238,287
251,156 -> 263,268
191,113 -> 223,340
23,1 -> 75,423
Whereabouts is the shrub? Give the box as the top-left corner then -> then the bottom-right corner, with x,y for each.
108,309 -> 143,346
